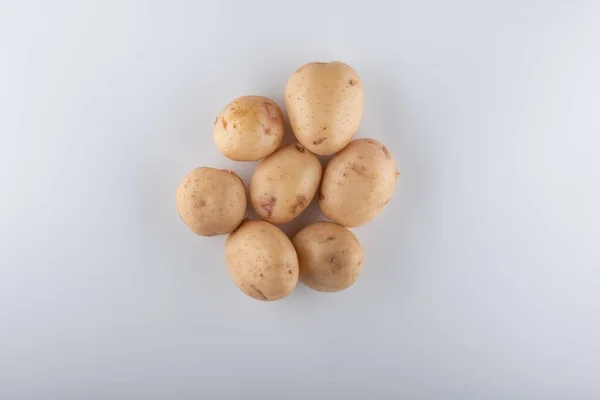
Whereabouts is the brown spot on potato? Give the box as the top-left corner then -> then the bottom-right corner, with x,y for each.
221,118 -> 228,129
348,78 -> 357,86
313,137 -> 327,145
290,195 -> 308,214
288,269 -> 293,274
295,144 -> 306,152
320,235 -> 335,244
318,193 -> 325,201
199,199 -> 207,207
351,163 -> 368,175
260,196 -> 277,217
264,127 -> 272,135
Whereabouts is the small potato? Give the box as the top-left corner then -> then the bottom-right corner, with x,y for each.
292,221 -> 364,292
225,220 -> 299,301
250,143 -> 322,224
176,167 -> 246,236
319,138 -> 397,227
285,61 -> 364,155
214,96 -> 284,161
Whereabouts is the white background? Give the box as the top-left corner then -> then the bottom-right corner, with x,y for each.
1,0 -> 599,398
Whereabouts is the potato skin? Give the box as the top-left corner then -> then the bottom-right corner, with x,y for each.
225,220 -> 299,301
285,61 -> 364,155
176,167 -> 247,236
319,139 -> 397,227
214,96 -> 284,161
292,222 -> 364,292
250,143 -> 322,224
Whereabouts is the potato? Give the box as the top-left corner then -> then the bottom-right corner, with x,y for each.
285,61 -> 364,155
214,96 -> 285,161
250,143 -> 322,224
225,220 -> 299,301
319,138 -> 397,227
176,167 -> 246,236
292,222 -> 364,292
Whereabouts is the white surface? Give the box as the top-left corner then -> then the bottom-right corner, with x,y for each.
1,1 -> 599,398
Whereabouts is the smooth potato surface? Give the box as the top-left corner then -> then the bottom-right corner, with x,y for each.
319,138 -> 397,227
293,222 -> 364,292
225,220 -> 299,301
250,143 -> 322,224
214,96 -> 284,161
176,167 -> 247,236
285,61 -> 364,155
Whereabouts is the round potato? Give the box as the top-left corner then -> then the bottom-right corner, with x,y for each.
250,143 -> 322,224
214,96 -> 285,161
285,61 -> 364,155
319,138 -> 397,227
293,222 -> 364,292
225,220 -> 299,301
176,167 -> 247,236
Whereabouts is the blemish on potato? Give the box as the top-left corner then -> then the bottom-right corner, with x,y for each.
350,163 -> 368,175
381,145 -> 391,159
291,195 -> 308,214
313,137 -> 327,145
221,118 -> 228,129
264,102 -> 278,120
260,196 -> 277,217
295,144 -> 305,152
249,284 -> 267,300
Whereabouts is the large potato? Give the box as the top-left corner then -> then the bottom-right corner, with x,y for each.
292,222 -> 364,292
214,96 -> 284,161
176,167 -> 246,236
319,139 -> 397,227
225,220 -> 299,301
285,61 -> 364,155
250,143 -> 322,224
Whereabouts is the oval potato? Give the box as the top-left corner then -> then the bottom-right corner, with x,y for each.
285,61 -> 364,155
319,138 -> 397,227
293,221 -> 364,292
214,96 -> 284,161
225,220 -> 299,301
176,167 -> 247,236
250,143 -> 322,224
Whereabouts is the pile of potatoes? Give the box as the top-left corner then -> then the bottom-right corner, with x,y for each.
176,61 -> 398,301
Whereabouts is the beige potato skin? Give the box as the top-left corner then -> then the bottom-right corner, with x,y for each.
319,138 -> 397,227
285,61 -> 364,155
292,222 -> 364,292
225,220 -> 299,301
250,143 -> 322,224
214,96 -> 285,161
176,167 -> 247,236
